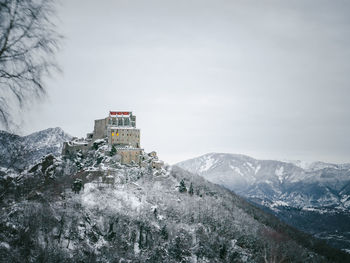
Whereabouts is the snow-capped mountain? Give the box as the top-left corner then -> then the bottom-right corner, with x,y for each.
285,159 -> 350,172
0,127 -> 72,170
176,153 -> 350,251
1,139 -> 348,262
176,153 -> 350,209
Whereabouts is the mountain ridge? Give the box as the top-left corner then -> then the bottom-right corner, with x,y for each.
0,127 -> 72,171
176,152 -> 350,251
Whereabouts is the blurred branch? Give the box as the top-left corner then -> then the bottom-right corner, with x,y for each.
0,0 -> 61,131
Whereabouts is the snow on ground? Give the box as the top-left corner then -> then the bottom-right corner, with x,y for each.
341,195 -> 350,208
0,242 -> 10,249
198,156 -> 215,173
271,200 -> 289,207
343,249 -> 350,254
254,164 -> 261,174
282,160 -> 314,170
80,182 -> 143,214
275,166 -> 284,183
246,162 -> 254,170
301,207 -> 329,214
230,165 -> 243,176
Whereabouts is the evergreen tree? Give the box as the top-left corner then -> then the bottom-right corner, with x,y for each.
160,225 -> 168,240
110,145 -> 117,156
179,179 -> 187,193
71,179 -> 83,194
93,142 -> 99,150
219,243 -> 227,259
189,183 -> 194,196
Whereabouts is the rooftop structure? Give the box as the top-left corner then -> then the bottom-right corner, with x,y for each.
108,111 -> 136,127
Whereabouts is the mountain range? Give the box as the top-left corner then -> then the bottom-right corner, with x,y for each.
176,153 -> 350,252
1,128 -> 349,262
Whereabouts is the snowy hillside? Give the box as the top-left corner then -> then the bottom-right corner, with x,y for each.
176,153 -> 350,251
285,159 -> 350,172
1,138 -> 348,262
177,153 -> 350,209
0,127 -> 72,170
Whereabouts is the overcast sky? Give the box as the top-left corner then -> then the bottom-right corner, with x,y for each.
24,0 -> 350,164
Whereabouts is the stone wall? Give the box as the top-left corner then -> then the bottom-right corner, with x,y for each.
117,148 -> 142,164
92,117 -> 109,141
62,141 -> 89,156
108,128 -> 140,148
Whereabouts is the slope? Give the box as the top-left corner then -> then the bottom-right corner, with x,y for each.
0,127 -> 72,171
176,152 -> 350,251
1,140 -> 349,262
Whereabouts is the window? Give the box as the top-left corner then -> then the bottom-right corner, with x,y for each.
124,118 -> 130,126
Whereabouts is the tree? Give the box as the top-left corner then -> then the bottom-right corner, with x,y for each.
160,225 -> 168,240
0,0 -> 61,130
189,182 -> 194,196
169,230 -> 192,261
71,179 -> 83,194
110,145 -> 117,156
178,179 -> 187,193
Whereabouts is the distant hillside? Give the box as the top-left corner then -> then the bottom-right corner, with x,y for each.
1,138 -> 348,262
176,153 -> 350,252
0,127 -> 72,170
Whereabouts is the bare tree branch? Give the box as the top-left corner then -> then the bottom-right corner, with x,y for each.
0,0 -> 61,131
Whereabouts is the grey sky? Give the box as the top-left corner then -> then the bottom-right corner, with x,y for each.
24,0 -> 350,164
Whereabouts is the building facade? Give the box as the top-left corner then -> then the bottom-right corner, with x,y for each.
62,111 -> 143,165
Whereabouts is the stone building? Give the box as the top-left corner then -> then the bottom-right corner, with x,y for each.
62,111 -> 143,164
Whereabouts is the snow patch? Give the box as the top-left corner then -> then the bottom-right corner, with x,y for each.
271,200 -> 289,207
0,242 -> 10,249
229,165 -> 243,176
343,249 -> 350,254
254,165 -> 261,174
81,183 -> 143,213
134,242 -> 140,255
199,156 -> 215,173
275,166 -> 284,183
246,162 -> 254,170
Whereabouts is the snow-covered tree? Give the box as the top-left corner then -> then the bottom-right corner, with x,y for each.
178,179 -> 187,193
189,182 -> 194,196
109,145 -> 117,156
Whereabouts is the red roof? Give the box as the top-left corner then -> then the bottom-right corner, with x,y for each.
110,111 -> 130,116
